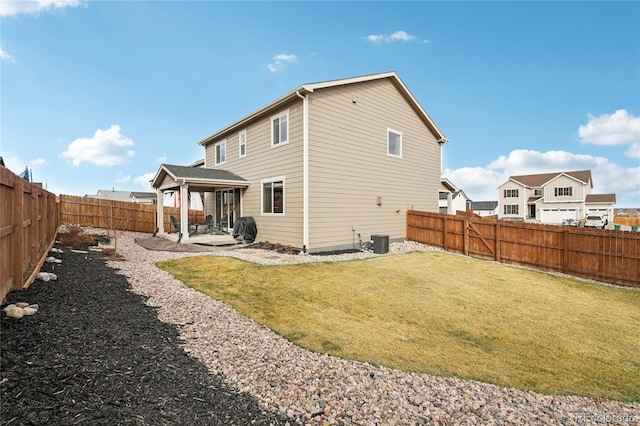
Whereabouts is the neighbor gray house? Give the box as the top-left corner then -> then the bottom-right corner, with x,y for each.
471,201 -> 498,217
152,72 -> 448,252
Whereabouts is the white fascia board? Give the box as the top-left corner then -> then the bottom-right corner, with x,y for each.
151,165 -> 179,189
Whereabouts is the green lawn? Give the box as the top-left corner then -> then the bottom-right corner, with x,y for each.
157,251 -> 640,402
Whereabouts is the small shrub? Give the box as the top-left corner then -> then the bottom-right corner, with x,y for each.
284,245 -> 294,255
57,225 -> 108,250
274,242 -> 283,252
262,240 -> 271,249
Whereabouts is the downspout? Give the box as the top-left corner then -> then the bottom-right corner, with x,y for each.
296,91 -> 309,253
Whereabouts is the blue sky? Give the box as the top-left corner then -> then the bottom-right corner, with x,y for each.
1,0 -> 639,207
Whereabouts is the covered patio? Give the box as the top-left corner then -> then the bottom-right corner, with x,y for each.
150,164 -> 249,243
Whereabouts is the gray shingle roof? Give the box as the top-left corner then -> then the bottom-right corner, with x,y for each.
162,164 -> 247,182
471,201 -> 498,210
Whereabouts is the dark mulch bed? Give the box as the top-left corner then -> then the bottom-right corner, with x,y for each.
1,247 -> 298,425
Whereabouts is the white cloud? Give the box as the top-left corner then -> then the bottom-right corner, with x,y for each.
134,172 -> 155,189
31,157 -> 47,166
155,154 -> 167,163
0,47 -> 15,62
443,166 -> 506,202
445,149 -> 640,207
60,125 -> 135,167
365,30 -> 430,45
267,53 -> 297,72
0,0 -> 84,17
115,172 -> 131,184
578,109 -> 640,158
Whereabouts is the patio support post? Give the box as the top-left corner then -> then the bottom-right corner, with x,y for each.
180,183 -> 189,241
156,189 -> 164,233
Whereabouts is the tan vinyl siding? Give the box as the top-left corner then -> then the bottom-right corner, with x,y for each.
160,174 -> 176,188
204,100 -> 304,247
307,78 -> 441,250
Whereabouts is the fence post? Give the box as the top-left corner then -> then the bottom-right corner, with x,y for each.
495,221 -> 501,262
464,218 -> 469,256
443,215 -> 448,251
12,178 -> 24,291
563,229 -> 569,274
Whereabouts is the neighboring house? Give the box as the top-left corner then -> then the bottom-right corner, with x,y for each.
497,170 -> 616,224
472,201 -> 498,217
130,192 -> 157,205
152,71 -> 449,252
439,178 -> 472,214
94,189 -> 158,205
94,189 -> 135,202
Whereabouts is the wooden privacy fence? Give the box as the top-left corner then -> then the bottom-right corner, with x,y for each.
1,166 -> 59,301
58,195 -> 204,233
407,210 -> 639,287
614,216 -> 640,227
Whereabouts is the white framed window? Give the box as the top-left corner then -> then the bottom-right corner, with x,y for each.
214,140 -> 226,165
504,204 -> 519,215
504,189 -> 519,198
239,130 -> 246,158
271,111 -> 289,147
387,128 -> 402,158
261,176 -> 285,215
554,187 -> 572,196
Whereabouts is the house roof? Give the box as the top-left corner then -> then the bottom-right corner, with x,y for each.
509,170 -> 593,188
472,201 -> 498,210
151,164 -> 248,191
198,71 -> 448,146
130,191 -> 156,199
95,189 -> 133,202
440,177 -> 459,192
586,194 -> 616,203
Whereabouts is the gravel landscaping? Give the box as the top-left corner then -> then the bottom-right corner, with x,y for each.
2,229 -> 638,425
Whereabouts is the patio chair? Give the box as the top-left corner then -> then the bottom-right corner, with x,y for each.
218,215 -> 228,233
204,214 -> 214,234
169,215 -> 180,233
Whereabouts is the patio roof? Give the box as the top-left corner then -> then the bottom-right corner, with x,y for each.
151,163 -> 249,192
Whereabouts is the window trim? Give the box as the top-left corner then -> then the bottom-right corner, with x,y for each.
271,110 -> 289,147
239,130 -> 247,158
554,186 -> 572,197
261,176 -> 285,216
504,204 -> 519,215
504,189 -> 519,198
387,128 -> 402,158
214,140 -> 226,165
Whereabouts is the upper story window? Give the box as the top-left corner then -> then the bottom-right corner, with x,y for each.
239,130 -> 247,158
262,177 -> 284,215
533,188 -> 543,196
387,129 -> 402,158
555,187 -> 572,196
504,189 -> 519,198
215,140 -> 226,165
271,111 -> 288,147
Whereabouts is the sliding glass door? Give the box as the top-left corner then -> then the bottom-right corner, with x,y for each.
215,189 -> 241,230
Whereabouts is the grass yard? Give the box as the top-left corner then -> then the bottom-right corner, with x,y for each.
157,251 -> 640,402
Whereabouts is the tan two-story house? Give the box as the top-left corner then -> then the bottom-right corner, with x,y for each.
152,72 -> 448,252
497,170 -> 616,224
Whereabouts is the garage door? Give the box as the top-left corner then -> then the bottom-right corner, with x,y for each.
541,208 -> 578,224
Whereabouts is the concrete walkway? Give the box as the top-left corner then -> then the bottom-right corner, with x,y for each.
135,235 -> 249,252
